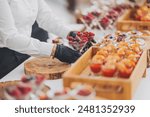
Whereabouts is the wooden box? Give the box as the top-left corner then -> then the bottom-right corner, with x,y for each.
63,47 -> 147,100
117,9 -> 150,32
0,80 -> 50,100
0,81 -> 19,99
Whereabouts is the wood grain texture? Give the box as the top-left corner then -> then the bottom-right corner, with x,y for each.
63,47 -> 147,100
117,9 -> 150,31
0,80 -> 19,99
24,57 -> 70,80
0,80 -> 50,100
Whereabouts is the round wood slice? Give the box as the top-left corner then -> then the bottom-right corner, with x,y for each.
24,57 -> 70,80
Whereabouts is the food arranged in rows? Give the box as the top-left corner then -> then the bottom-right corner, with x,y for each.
111,30 -> 150,38
52,83 -> 96,100
67,30 -> 148,55
131,4 -> 150,21
117,2 -> 150,31
63,31 -> 147,99
76,2 -> 131,30
4,30 -> 148,100
90,31 -> 145,78
5,75 -> 49,100
4,75 -> 96,100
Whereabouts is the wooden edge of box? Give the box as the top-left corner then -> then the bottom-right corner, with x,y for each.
130,49 -> 147,97
0,80 -> 20,99
117,8 -> 150,31
63,46 -> 147,100
0,80 -> 20,87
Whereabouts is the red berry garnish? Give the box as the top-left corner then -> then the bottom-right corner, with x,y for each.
77,32 -> 81,36
35,75 -> 45,85
17,86 -> 32,95
8,89 -> 22,99
77,89 -> 91,96
89,32 -> 95,36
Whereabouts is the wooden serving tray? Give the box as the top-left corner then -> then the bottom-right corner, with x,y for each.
63,47 -> 147,100
24,57 -> 70,80
0,80 -> 50,100
117,9 -> 150,32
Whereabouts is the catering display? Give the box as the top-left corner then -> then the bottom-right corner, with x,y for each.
133,4 -> 150,21
1,0 -> 150,100
76,1 -> 131,30
63,31 -> 147,100
24,57 -> 70,80
117,2 -> 150,31
90,33 -> 144,78
4,75 -> 50,100
51,83 -> 96,100
3,76 -> 97,100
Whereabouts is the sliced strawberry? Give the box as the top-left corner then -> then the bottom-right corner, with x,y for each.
35,75 -> 45,85
17,86 -> 32,95
21,76 -> 33,83
8,89 -> 22,99
77,32 -> 82,36
67,36 -> 74,41
77,89 -> 91,96
89,32 -> 95,36
82,37 -> 88,41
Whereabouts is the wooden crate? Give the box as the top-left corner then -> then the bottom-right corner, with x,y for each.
117,9 -> 150,31
0,81 -> 19,99
141,37 -> 150,67
63,47 -> 147,100
0,80 -> 50,100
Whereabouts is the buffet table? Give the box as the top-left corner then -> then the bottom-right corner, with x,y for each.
1,0 -> 150,100
1,58 -> 150,100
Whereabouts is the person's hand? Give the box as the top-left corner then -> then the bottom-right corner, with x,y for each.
54,44 -> 81,64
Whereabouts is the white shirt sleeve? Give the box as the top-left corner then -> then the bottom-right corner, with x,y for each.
37,0 -> 72,39
0,0 -> 53,57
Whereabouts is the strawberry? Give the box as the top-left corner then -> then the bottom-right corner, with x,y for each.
89,32 -> 95,36
67,36 -> 73,41
77,89 -> 91,96
17,86 -> 32,95
77,32 -> 82,36
8,89 -> 22,99
82,37 -> 88,41
35,75 -> 45,85
21,76 -> 33,83
100,17 -> 110,29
